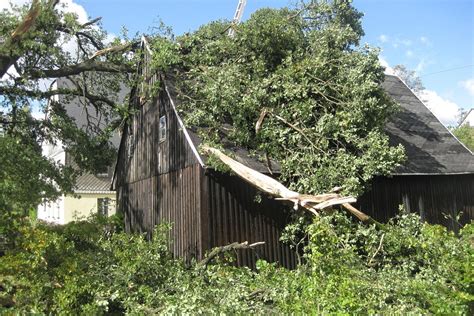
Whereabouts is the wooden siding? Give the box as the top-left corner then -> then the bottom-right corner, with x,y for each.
358,174 -> 474,230
117,91 -> 198,186
115,79 -> 203,260
203,171 -> 297,269
119,165 -> 202,260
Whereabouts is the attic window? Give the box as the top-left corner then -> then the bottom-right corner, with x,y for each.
128,129 -> 134,158
159,115 -> 167,142
97,166 -> 108,177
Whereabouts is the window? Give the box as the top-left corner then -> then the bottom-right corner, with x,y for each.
97,166 -> 109,177
127,129 -> 134,159
97,198 -> 110,217
159,115 -> 167,142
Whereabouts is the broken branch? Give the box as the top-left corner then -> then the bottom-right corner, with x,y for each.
198,241 -> 265,268
201,146 -> 360,217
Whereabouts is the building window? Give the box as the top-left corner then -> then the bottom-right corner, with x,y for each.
97,166 -> 109,177
159,115 -> 167,142
127,130 -> 134,159
97,198 -> 110,217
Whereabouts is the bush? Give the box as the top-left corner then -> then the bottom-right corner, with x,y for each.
0,212 -> 472,314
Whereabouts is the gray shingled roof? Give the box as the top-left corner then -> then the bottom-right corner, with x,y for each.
74,173 -> 114,192
382,75 -> 474,175
57,78 -> 125,192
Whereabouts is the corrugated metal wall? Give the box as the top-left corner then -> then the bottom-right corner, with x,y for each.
358,174 -> 474,230
203,171 -> 297,269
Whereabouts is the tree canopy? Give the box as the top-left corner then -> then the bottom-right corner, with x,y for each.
0,0 -> 137,213
453,123 -> 474,151
149,0 -> 405,196
1,0 -> 405,211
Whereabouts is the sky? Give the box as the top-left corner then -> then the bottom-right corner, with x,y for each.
2,0 -> 473,126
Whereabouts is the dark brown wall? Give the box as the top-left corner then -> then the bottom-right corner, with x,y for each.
357,174 -> 474,230
202,171 -> 297,269
115,85 -> 203,260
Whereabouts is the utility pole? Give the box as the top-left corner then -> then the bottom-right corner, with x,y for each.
228,0 -> 247,37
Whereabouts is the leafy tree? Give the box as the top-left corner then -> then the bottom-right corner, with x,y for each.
452,123 -> 474,151
0,0 -> 137,214
392,64 -> 425,92
0,213 -> 471,313
155,0 -> 405,196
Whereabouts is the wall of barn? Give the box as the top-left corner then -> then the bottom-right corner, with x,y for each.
202,171 -> 298,269
115,86 -> 203,260
357,174 -> 474,230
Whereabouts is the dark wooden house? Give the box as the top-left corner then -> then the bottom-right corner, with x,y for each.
112,40 -> 297,268
113,40 -> 474,267
357,75 -> 474,230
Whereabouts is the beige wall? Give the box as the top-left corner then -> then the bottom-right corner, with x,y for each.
64,192 -> 116,223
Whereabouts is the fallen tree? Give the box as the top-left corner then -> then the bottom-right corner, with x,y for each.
202,146 -> 379,225
150,0 -> 405,199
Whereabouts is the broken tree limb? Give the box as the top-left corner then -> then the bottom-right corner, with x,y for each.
201,146 -> 379,225
198,241 -> 265,268
341,203 -> 382,227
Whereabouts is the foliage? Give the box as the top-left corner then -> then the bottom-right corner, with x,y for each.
0,133 -> 73,214
0,0 -> 136,215
0,212 -> 472,314
392,64 -> 425,92
147,0 -> 405,196
452,123 -> 474,151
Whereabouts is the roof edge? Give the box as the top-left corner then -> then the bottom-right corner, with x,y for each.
163,80 -> 205,167
390,171 -> 474,176
74,190 -> 116,194
393,74 -> 474,156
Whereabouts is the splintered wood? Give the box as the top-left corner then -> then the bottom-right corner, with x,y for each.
201,146 -> 372,222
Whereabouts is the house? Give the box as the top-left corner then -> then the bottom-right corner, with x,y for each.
113,40 -> 474,267
113,79 -> 297,268
37,144 -> 117,224
357,75 -> 474,230
37,78 -> 121,224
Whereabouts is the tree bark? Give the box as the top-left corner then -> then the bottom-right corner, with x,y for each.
201,146 -> 380,225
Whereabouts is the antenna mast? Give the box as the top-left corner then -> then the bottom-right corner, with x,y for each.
228,0 -> 247,37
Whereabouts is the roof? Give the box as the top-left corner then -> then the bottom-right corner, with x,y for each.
113,37 -> 474,186
57,78 -> 127,192
74,173 -> 114,193
165,80 -> 281,174
382,75 -> 474,175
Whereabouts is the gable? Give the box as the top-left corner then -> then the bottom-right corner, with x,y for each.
383,75 -> 474,175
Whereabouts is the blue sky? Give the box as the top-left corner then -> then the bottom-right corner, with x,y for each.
4,0 -> 474,126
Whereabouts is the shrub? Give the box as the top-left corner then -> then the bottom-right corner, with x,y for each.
0,212 -> 472,314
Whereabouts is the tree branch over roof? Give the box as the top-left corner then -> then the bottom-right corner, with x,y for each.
27,59 -> 134,79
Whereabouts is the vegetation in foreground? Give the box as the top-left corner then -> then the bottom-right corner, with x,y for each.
0,212 -> 472,314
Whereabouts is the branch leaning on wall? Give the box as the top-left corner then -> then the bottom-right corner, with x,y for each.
201,146 -> 379,226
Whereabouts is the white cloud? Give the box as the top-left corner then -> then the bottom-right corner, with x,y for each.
415,58 -> 427,73
418,89 -> 461,126
378,56 -> 395,75
390,38 -> 412,49
420,36 -> 432,46
57,0 -> 89,24
400,39 -> 412,46
0,0 -> 29,11
378,34 -> 389,43
405,50 -> 414,58
1,1 -> 88,23
460,79 -> 474,96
